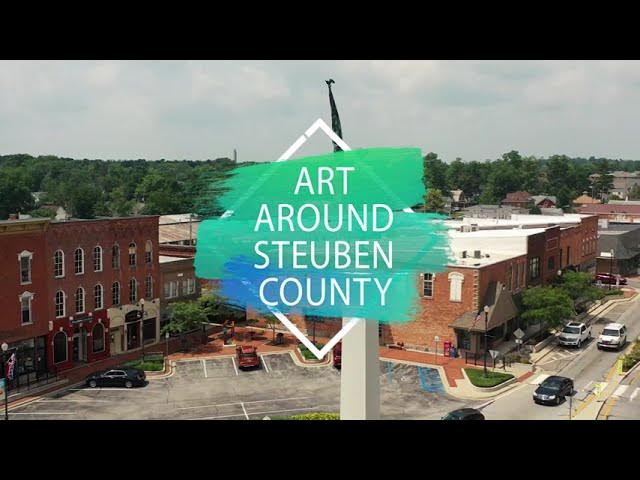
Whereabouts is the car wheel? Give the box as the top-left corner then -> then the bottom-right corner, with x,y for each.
89,380 -> 97,388
557,397 -> 562,405
577,340 -> 581,348
125,380 -> 133,388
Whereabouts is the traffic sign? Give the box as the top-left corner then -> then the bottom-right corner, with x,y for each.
513,328 -> 525,339
489,349 -> 500,359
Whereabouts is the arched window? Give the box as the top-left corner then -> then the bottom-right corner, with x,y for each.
53,331 -> 68,364
19,250 -> 33,284
74,248 -> 84,275
145,240 -> 153,265
75,287 -> 85,313
20,292 -> 34,324
54,250 -> 65,278
92,323 -> 105,353
129,278 -> 137,303
112,244 -> 120,269
448,272 -> 464,302
145,275 -> 153,299
128,242 -> 137,266
94,284 -> 103,310
93,246 -> 103,272
55,290 -> 65,318
112,282 -> 120,306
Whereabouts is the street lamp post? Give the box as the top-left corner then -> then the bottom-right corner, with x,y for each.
483,305 -> 490,378
2,342 -> 8,420
165,331 -> 170,359
609,249 -> 615,291
434,335 -> 440,365
139,298 -> 145,361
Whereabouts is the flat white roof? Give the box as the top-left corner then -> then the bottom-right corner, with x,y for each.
445,213 -> 588,229
448,227 -> 547,239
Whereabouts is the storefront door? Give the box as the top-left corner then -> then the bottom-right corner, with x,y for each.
72,327 -> 87,363
127,323 -> 140,350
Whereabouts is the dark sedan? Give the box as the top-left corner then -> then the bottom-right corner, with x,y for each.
533,376 -> 573,405
441,408 -> 485,420
86,368 -> 146,388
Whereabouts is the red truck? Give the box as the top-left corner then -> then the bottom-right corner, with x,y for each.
236,345 -> 261,370
333,341 -> 342,369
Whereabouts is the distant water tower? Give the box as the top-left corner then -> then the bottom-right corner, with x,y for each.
233,149 -> 237,163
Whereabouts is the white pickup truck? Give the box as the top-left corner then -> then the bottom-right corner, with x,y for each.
558,321 -> 592,348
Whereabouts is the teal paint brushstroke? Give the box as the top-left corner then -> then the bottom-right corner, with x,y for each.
194,147 -> 451,323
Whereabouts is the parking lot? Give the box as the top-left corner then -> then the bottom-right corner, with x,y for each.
9,352 -> 472,420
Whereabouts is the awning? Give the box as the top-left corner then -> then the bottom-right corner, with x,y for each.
450,281 -> 518,332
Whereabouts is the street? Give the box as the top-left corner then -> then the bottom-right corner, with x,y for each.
483,295 -> 640,420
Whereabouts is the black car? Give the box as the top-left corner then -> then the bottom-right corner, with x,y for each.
86,368 -> 146,388
441,408 -> 485,420
533,376 -> 573,405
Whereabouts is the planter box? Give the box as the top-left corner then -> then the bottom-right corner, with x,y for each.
461,369 -> 517,393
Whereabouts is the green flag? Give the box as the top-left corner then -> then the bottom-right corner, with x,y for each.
326,79 -> 343,152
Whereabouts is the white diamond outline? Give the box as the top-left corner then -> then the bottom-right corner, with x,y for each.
220,118 -> 414,360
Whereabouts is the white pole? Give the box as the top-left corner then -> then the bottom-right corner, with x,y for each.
340,317 -> 380,420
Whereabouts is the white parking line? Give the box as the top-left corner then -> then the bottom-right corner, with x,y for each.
69,388 -> 147,392
37,399 -> 110,403
202,359 -> 208,378
10,412 -> 76,415
176,396 -> 313,410
230,356 -> 239,376
613,385 -> 629,397
261,356 -> 270,373
240,402 -> 249,420
190,405 -> 328,420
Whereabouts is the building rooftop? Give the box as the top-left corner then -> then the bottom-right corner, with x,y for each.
159,255 -> 192,264
445,213 -> 589,230
579,204 -> 640,215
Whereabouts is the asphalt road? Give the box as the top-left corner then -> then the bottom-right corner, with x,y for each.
482,296 -> 640,420
8,353 -> 469,420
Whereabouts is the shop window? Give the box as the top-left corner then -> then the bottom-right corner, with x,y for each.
529,257 -> 540,280
92,323 -> 105,353
55,290 -> 65,318
54,250 -> 64,278
187,278 -> 196,294
53,331 -> 68,364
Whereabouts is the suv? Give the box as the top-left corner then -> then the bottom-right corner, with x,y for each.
558,322 -> 591,348
597,323 -> 627,350
236,345 -> 261,369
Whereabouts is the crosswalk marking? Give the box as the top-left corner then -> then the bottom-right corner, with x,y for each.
630,387 -> 639,402
613,385 -> 629,397
530,374 -> 550,385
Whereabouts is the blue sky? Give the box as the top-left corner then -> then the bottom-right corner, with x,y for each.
2,60 -> 640,163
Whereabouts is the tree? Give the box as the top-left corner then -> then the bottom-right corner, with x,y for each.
108,186 -> 134,217
592,159 -> 614,200
530,206 -> 542,214
521,287 -> 575,334
264,314 -> 280,342
422,153 -> 448,192
161,301 -> 208,337
68,183 -> 101,219
423,188 -> 447,214
558,271 -> 605,303
0,168 -> 34,218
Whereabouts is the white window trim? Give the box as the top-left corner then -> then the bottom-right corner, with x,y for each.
75,248 -> 85,275
93,246 -> 103,272
18,250 -> 33,285
54,250 -> 65,278
75,287 -> 85,314
55,290 -> 66,318
422,273 -> 435,298
448,272 -> 464,302
19,291 -> 35,325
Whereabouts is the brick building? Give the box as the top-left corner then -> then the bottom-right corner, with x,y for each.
578,203 -> 640,223
159,254 -> 201,331
0,219 -> 51,380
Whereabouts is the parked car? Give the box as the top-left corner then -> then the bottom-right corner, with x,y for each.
441,408 -> 485,420
595,272 -> 628,286
533,375 -> 574,405
558,321 -> 591,348
236,345 -> 261,369
597,323 -> 628,350
86,368 -> 146,388
333,341 -> 342,369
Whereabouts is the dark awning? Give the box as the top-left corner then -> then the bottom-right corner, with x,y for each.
449,281 -> 518,332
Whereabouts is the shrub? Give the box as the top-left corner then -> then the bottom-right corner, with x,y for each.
298,342 -> 326,360
288,412 -> 339,420
622,341 -> 640,372
465,368 -> 514,388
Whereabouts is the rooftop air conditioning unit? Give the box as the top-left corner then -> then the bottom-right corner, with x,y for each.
470,224 -> 479,231
474,250 -> 482,258
462,225 -> 472,232
460,250 -> 467,258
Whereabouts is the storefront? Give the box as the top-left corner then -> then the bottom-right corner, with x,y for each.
0,336 -> 48,387
48,309 -> 110,372
108,300 -> 160,355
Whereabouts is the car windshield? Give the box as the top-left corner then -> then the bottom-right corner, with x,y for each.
602,329 -> 620,336
562,326 -> 580,334
542,379 -> 563,389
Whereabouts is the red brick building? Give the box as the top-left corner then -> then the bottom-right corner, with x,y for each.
578,203 -> 640,223
501,191 -> 533,209
0,219 -> 51,380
